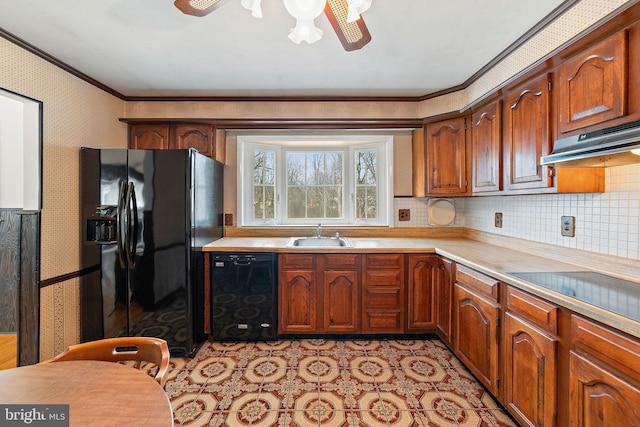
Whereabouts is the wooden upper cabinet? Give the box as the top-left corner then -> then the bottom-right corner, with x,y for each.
558,31 -> 628,134
471,100 -> 502,193
504,74 -> 552,191
426,116 -> 469,195
129,123 -> 216,159
172,125 -> 215,158
129,124 -> 170,149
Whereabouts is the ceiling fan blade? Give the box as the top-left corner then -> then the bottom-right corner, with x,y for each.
174,0 -> 230,17
324,0 -> 372,51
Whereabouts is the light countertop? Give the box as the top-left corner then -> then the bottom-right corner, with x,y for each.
202,236 -> 640,339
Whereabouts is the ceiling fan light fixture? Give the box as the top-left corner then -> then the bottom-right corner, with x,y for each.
346,0 -> 371,22
288,20 -> 324,44
241,0 -> 263,18
283,0 -> 327,44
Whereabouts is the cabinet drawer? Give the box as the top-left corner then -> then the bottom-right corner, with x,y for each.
365,269 -> 402,286
365,287 -> 402,308
280,253 -> 316,269
322,254 -> 360,269
455,264 -> 499,300
363,311 -> 402,332
366,254 -> 403,269
506,286 -> 558,334
572,315 -> 640,380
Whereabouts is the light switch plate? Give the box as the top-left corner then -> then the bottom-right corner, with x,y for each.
561,216 -> 575,237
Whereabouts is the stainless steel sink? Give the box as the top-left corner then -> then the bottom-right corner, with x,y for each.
286,237 -> 353,248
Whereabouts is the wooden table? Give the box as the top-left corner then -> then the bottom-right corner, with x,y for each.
0,360 -> 174,426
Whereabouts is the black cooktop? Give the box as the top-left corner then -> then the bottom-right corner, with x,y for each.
509,271 -> 640,323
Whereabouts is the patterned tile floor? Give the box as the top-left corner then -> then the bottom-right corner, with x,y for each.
164,339 -> 519,427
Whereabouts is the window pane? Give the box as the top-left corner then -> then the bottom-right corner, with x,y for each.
287,186 -> 305,218
355,149 -> 378,220
253,150 -> 275,185
285,151 -> 343,221
325,186 -> 342,218
307,187 -> 324,218
325,153 -> 343,185
306,153 -> 325,186
287,153 -> 305,185
253,186 -> 264,219
356,150 -> 377,185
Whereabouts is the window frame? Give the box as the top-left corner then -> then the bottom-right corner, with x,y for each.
237,134 -> 393,227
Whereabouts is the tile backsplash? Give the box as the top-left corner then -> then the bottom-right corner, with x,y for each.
395,164 -> 640,261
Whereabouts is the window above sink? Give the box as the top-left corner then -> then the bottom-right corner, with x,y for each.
237,133 -> 394,227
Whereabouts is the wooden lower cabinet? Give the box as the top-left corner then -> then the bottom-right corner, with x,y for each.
361,254 -> 404,333
453,282 -> 500,395
278,254 -> 317,333
323,269 -> 359,333
278,253 -> 360,334
406,255 -> 438,332
435,258 -> 453,344
569,351 -> 640,427
569,315 -> 640,427
504,311 -> 557,427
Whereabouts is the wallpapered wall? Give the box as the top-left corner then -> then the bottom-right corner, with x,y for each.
0,38 -> 126,359
0,0 -> 632,359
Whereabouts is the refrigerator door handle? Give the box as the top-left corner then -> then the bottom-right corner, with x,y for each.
124,181 -> 138,269
116,181 -> 127,269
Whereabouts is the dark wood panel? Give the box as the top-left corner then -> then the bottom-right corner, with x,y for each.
0,210 -> 20,332
19,212 -> 40,366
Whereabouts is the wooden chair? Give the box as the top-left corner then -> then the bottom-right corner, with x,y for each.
42,337 -> 170,387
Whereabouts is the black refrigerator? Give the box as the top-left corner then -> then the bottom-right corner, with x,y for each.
80,148 -> 223,356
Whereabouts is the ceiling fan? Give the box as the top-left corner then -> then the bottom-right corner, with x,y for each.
173,0 -> 372,51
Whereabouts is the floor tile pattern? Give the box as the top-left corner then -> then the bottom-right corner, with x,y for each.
164,339 -> 519,427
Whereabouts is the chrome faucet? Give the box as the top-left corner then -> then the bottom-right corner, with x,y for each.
316,223 -> 322,238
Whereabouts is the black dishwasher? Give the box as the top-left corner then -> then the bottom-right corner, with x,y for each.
210,253 -> 277,341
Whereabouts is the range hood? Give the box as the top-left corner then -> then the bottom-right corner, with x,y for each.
541,119 -> 640,167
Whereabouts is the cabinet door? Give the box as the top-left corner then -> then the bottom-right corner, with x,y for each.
558,31 -> 628,134
407,255 -> 437,331
471,100 -> 502,193
173,125 -> 215,158
323,270 -> 359,333
129,124 -> 170,149
279,269 -> 317,333
504,74 -> 552,191
570,351 -> 640,427
504,312 -> 557,427
435,258 -> 453,344
453,283 -> 500,395
426,117 -> 468,195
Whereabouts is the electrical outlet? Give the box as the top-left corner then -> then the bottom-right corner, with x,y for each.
561,216 -> 575,237
224,213 -> 233,226
494,212 -> 503,228
399,209 -> 410,221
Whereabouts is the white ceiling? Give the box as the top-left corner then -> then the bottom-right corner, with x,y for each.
0,0 -> 570,98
